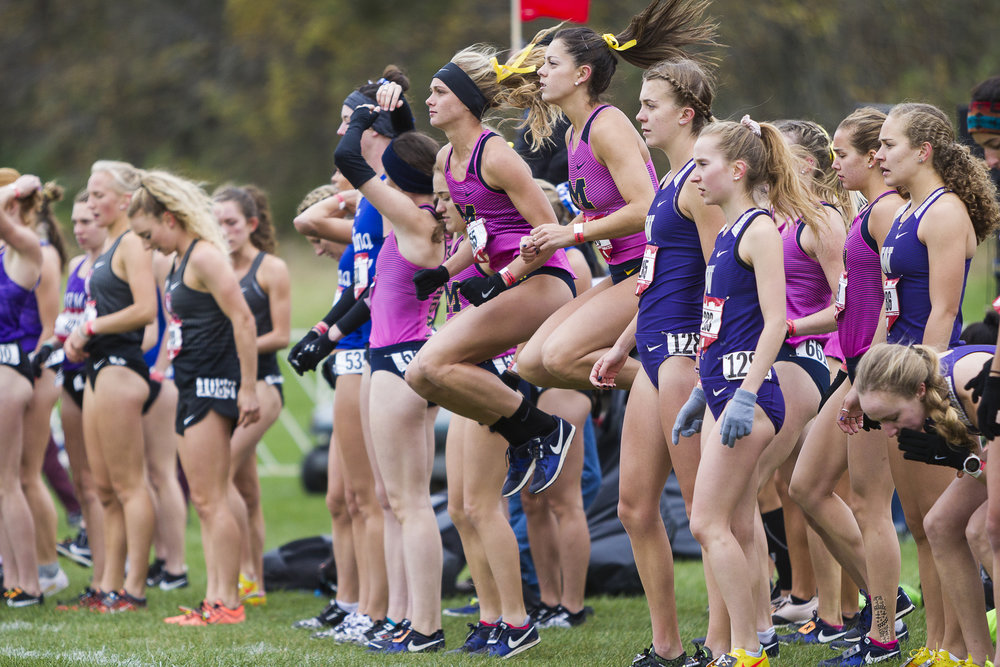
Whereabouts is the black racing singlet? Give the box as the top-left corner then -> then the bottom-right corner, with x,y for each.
164,240 -> 238,384
85,231 -> 144,354
239,251 -> 280,381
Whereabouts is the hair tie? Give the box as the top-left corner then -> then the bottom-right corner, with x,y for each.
376,77 -> 389,85
490,45 -> 536,83
602,33 -> 636,51
740,114 -> 761,137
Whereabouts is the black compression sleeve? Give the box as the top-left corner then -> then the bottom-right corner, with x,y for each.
334,110 -> 378,189
334,288 -> 372,337
320,286 -> 358,328
390,98 -> 415,134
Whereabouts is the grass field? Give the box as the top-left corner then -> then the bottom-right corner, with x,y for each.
8,237 -> 988,665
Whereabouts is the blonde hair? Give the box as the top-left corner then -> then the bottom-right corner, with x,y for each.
855,343 -> 974,448
128,170 -> 229,259
296,184 -> 340,216
776,119 -> 854,223
643,57 -> 716,134
91,160 -> 142,195
450,33 -> 562,151
699,119 -> 823,233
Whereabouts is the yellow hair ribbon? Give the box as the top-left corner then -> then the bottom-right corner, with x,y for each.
491,45 -> 536,83
602,33 -> 636,51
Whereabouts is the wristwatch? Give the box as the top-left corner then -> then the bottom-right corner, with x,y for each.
962,454 -> 983,478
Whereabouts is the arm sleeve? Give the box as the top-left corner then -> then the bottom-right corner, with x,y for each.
333,287 -> 372,337
334,111 -> 378,189
320,286 -> 359,328
390,98 -> 415,134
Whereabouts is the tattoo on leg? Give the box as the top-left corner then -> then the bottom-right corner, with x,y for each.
873,596 -> 890,642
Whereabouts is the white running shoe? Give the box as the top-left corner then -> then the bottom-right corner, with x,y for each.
39,568 -> 69,596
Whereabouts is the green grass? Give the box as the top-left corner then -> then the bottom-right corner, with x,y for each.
8,239 -> 965,665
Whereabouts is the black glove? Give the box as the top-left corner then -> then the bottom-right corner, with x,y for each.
321,356 -> 338,390
861,415 -> 881,431
977,374 -> 1000,439
287,330 -> 319,376
413,265 -> 449,301
30,342 -> 55,378
965,357 -> 992,403
292,334 -> 336,374
458,273 -> 508,307
898,427 -> 968,470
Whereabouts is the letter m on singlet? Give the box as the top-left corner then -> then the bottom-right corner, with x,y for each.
462,204 -> 477,222
568,178 -> 594,210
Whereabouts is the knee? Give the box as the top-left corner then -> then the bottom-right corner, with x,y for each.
326,491 -> 348,522
788,475 -> 818,513
618,494 -> 659,533
515,344 -> 545,385
448,498 -> 469,529
405,354 -> 442,395
540,340 -> 574,380
986,507 -> 1000,552
463,496 -> 498,527
519,492 -> 546,518
922,506 -> 948,545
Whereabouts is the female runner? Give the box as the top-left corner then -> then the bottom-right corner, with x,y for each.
128,169 -> 259,625
64,160 -> 157,612
843,102 -> 1000,660
674,115 -> 820,667
855,343 -> 996,667
590,57 -> 725,667
214,185 -> 290,605
0,174 -> 44,606
787,108 -> 911,664
518,0 -> 719,391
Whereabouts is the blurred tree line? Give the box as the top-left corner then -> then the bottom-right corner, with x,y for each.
2,0 -> 997,230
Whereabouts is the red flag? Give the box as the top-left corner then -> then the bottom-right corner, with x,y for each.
520,0 -> 589,23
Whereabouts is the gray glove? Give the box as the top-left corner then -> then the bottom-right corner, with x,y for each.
719,388 -> 757,447
672,385 -> 706,444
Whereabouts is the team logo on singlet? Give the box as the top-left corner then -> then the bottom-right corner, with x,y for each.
195,377 -> 237,400
461,204 -> 478,223
567,178 -> 595,210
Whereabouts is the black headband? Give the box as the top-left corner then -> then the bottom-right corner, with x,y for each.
433,62 -> 489,120
343,90 -> 397,138
382,139 -> 433,194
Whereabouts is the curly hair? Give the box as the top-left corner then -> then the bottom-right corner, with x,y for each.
296,184 -> 340,216
776,119 -> 854,223
643,57 -> 716,134
889,102 -> 1000,242
129,170 -> 230,259
698,119 -> 823,234
91,160 -> 141,195
855,343 -> 975,448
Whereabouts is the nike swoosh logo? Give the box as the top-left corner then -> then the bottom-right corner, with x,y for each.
407,639 -> 439,652
933,455 -> 948,462
575,161 -> 586,170
817,629 -> 844,642
895,231 -> 908,238
481,286 -> 496,300
624,267 -> 638,276
716,250 -> 728,257
713,387 -> 725,396
169,282 -> 180,290
646,343 -> 663,351
657,199 -> 668,207
93,262 -> 106,269
548,424 -> 565,455
507,631 -> 532,649
184,414 -> 196,425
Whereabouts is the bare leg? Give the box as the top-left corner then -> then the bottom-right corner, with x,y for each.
143,378 -> 187,577
0,367 -> 40,596
21,367 -> 61,567
60,388 -> 105,587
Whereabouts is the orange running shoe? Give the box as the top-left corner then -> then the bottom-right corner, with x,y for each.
205,600 -> 245,625
165,600 -> 210,625
93,590 -> 146,613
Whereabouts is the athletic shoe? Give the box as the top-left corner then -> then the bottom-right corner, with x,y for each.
446,622 -> 495,654
537,604 -> 587,628
712,648 -> 771,666
145,559 -> 165,587
819,636 -> 900,666
238,574 -> 265,606
373,627 -> 445,653
313,612 -> 372,642
204,601 -> 245,625
895,586 -> 915,619
443,597 -> 479,616
6,588 -> 43,608
770,594 -> 790,617
56,529 -> 92,567
159,569 -> 189,591
39,567 -> 69,596
56,587 -> 103,611
683,645 -> 713,667
364,618 -> 401,645
164,601 -> 210,625
762,631 -> 779,659
366,619 -> 411,650
929,651 -> 969,667
501,442 -> 535,498
528,417 -> 575,494
94,590 -> 146,613
529,602 -> 560,626
771,595 -> 818,626
631,645 -> 688,666
777,612 -> 850,644
830,619 -> 908,651
485,621 -> 541,658
292,600 -> 350,629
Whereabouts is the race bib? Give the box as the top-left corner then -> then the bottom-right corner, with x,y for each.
883,277 -> 900,331
635,244 -> 658,296
722,350 -> 774,382
334,349 -> 365,376
0,342 -> 21,366
390,349 -> 417,374
54,311 -> 82,342
594,239 -> 613,263
353,252 -> 370,299
467,218 -> 489,263
699,295 -> 725,352
166,316 -> 183,361
491,352 -> 517,376
83,299 -> 97,325
795,339 -> 827,366
834,270 -> 847,318
666,332 -> 699,357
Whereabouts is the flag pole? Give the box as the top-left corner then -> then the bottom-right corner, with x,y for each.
511,0 -> 522,52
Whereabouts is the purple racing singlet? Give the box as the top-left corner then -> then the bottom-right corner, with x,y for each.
837,192 -> 896,360
446,130 -> 573,275
368,226 -> 435,348
567,105 -> 656,265
781,206 -> 838,349
880,187 -> 969,347
56,258 -> 89,372
0,249 -> 31,345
